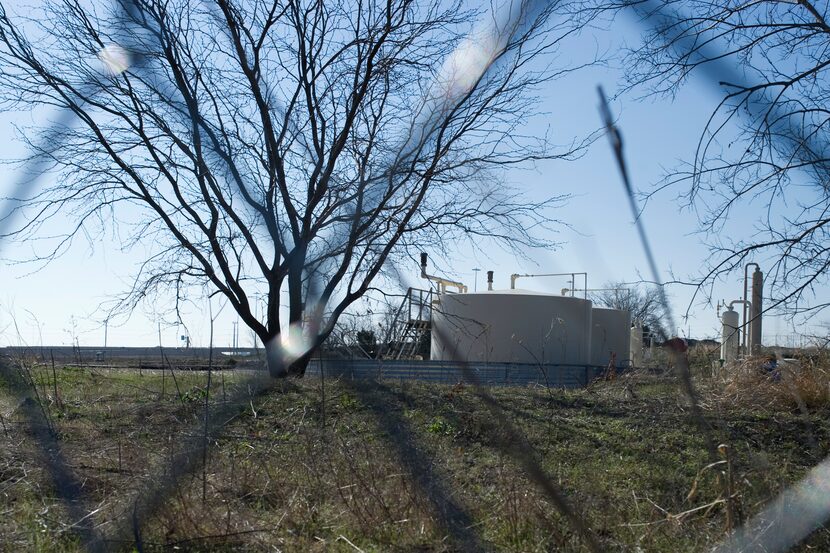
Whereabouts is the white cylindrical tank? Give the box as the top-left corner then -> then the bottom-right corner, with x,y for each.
591,308 -> 631,367
630,323 -> 643,367
430,290 -> 593,365
721,307 -> 740,362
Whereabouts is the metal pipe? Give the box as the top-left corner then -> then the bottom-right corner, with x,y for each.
510,272 -> 588,298
750,267 -> 763,353
571,287 -> 630,294
729,299 -> 751,311
486,270 -> 493,291
742,263 -> 759,352
420,253 -> 467,293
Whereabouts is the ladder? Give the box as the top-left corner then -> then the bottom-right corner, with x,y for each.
382,287 -> 434,360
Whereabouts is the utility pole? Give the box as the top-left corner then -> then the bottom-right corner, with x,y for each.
158,321 -> 165,370
472,268 -> 481,292
37,321 -> 45,360
253,293 -> 265,353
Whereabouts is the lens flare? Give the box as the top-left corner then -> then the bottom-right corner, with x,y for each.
264,322 -> 316,372
712,455 -> 830,553
281,322 -> 314,361
97,44 -> 131,75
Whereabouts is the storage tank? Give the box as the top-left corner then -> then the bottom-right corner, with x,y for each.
721,306 -> 740,362
430,289 -> 593,365
630,323 -> 643,367
591,308 -> 631,367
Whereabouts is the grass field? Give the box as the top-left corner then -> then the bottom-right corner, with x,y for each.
1,359 -> 828,551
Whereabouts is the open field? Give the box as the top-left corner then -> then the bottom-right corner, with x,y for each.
1,359 -> 829,552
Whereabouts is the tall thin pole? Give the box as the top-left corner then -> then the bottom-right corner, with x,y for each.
158,321 -> 164,394
472,268 -> 481,292
231,321 -> 238,353
203,300 -> 214,502
253,296 -> 259,353
38,322 -> 44,361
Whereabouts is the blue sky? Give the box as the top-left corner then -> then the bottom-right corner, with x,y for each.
0,4 -> 820,349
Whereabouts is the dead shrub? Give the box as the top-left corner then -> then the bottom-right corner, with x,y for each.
713,355 -> 830,411
686,344 -> 721,378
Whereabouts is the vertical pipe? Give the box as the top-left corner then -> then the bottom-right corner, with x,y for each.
750,268 -> 763,354
743,263 -> 759,353
742,267 -> 751,352
486,271 -> 493,291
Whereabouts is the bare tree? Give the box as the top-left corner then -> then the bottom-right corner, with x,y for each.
590,281 -> 666,336
615,0 -> 830,320
0,0 -> 598,376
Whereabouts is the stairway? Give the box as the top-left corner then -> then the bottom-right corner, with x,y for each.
383,288 -> 434,360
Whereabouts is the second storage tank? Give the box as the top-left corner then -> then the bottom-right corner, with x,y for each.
591,308 -> 632,367
430,289 -> 593,365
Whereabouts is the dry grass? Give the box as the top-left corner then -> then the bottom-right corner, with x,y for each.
711,355 -> 830,411
1,361 -> 829,551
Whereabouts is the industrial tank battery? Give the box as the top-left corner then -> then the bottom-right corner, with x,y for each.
430,289 -> 593,365
721,306 -> 740,362
591,308 -> 632,367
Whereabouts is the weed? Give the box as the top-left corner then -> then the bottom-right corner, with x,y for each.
426,417 -> 454,436
181,386 -> 209,403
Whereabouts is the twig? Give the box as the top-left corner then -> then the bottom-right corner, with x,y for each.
337,534 -> 366,553
165,528 -> 275,547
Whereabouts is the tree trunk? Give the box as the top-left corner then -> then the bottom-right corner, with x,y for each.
264,339 -> 288,378
287,354 -> 311,377
264,336 -> 312,378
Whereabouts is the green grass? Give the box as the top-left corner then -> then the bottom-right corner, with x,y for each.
1,364 -> 828,551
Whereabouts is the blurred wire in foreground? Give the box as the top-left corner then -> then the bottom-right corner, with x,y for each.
0,359 -> 104,552
597,85 -> 717,462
